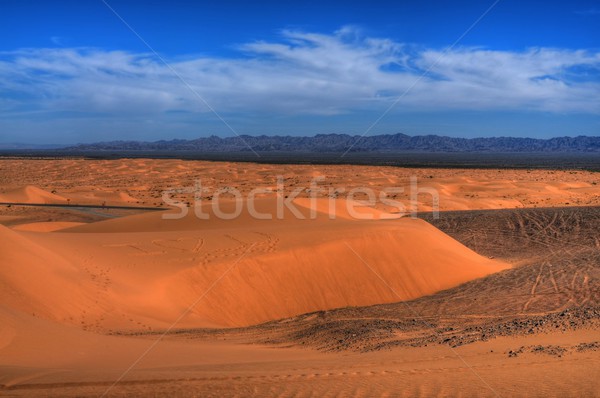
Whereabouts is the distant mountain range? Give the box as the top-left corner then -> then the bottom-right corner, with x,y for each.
0,142 -> 65,150
65,133 -> 600,153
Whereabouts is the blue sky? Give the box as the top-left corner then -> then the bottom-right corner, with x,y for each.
1,0 -> 599,144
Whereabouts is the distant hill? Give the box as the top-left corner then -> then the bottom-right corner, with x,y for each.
65,133 -> 600,152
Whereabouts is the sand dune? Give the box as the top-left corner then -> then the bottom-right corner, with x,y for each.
1,159 -> 596,397
1,159 -> 599,212
0,184 -> 139,207
0,199 -> 509,330
0,185 -> 67,204
159,204 -> 507,326
167,228 -> 506,326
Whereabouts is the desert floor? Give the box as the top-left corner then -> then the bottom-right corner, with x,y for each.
0,158 -> 598,397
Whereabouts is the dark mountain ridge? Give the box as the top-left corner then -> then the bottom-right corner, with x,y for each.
65,133 -> 600,152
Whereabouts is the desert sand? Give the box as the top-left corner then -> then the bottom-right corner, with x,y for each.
0,158 -> 598,210
0,158 -> 598,397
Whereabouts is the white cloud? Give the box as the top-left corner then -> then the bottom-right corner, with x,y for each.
1,27 -> 599,118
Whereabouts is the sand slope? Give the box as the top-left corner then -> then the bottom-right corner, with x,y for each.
0,305 -> 322,390
164,217 -> 507,326
0,225 -> 101,322
2,305 -> 598,397
12,222 -> 85,232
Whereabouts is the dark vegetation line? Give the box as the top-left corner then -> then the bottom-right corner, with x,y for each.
2,150 -> 600,171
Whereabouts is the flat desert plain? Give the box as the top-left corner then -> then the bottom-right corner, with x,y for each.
0,158 -> 599,397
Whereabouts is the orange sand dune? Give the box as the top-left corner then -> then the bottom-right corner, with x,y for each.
0,185 -> 67,204
165,220 -> 508,326
0,160 -> 596,397
1,159 -> 599,211
2,199 -> 509,329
